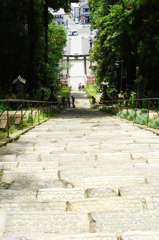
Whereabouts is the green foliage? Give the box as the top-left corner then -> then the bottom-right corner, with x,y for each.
0,0 -> 68,92
127,110 -> 136,121
117,111 -> 126,119
100,107 -> 116,115
40,87 -> 51,95
135,113 -> 147,125
58,86 -> 70,98
85,84 -> 99,95
148,118 -> 159,129
89,0 -> 159,90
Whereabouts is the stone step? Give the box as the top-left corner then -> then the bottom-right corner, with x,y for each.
132,152 -> 159,160
0,200 -> 66,212
85,188 -> 118,198
0,147 -> 34,155
37,188 -> 84,200
48,154 -> 96,163
3,211 -> 90,235
119,184 -> 159,198
147,159 -> 159,164
60,166 -> 159,180
7,143 -> 33,147
152,196 -> 159,209
0,163 -> 18,170
58,156 -> 147,167
67,197 -> 146,212
146,176 -> 159,184
73,176 -> 145,190
97,159 -> 147,166
0,155 -> 16,162
0,190 -> 37,200
121,231 -> 159,240
16,154 -> 40,162
1,170 -> 58,183
90,209 -> 159,234
9,179 -> 69,190
66,146 -> 100,151
0,211 -> 7,237
101,144 -> 150,150
98,153 -> 131,160
0,233 -> 118,240
34,146 -> 64,153
0,188 -> 83,201
11,167 -> 43,172
17,162 -> 60,170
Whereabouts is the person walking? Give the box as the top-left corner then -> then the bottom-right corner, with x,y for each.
78,83 -> 81,91
67,97 -> 70,108
71,95 -> 75,108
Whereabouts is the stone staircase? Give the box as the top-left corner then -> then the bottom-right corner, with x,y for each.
0,90 -> 159,239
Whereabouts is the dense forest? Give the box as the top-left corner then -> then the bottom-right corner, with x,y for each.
0,0 -> 69,96
89,0 -> 159,94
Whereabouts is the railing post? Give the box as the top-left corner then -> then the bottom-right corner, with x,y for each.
43,104 -> 44,120
31,101 -> 33,126
7,100 -> 9,138
135,100 -> 137,120
116,102 -> 117,115
38,103 -> 39,123
47,104 -> 48,118
147,100 -> 150,125
21,101 -> 23,130
127,100 -> 128,117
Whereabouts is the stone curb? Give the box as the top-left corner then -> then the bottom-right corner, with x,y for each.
0,119 -> 48,147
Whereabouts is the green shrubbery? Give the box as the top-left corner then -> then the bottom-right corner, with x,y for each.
109,108 -> 159,129
148,118 -> 159,129
0,104 -> 64,138
85,84 -> 100,95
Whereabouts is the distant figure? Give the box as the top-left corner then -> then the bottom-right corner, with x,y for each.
82,84 -> 85,91
68,97 -> 70,108
71,95 -> 75,108
78,83 -> 81,91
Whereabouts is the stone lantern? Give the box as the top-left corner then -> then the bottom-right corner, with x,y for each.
135,75 -> 147,107
49,83 -> 57,101
100,80 -> 109,101
135,75 -> 147,99
12,75 -> 26,99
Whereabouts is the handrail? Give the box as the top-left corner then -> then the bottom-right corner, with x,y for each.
0,99 -> 62,138
102,97 -> 159,125
1,99 -> 58,103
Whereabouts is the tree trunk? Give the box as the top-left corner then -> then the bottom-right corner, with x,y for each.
28,0 -> 35,91
43,0 -> 48,83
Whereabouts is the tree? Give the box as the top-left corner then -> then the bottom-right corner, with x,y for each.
89,0 -> 159,92
0,0 -> 68,94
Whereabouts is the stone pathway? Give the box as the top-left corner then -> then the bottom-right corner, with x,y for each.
0,90 -> 159,239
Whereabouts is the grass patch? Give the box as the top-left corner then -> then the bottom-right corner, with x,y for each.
85,84 -> 99,96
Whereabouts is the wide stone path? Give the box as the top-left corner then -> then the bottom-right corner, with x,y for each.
0,91 -> 159,239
